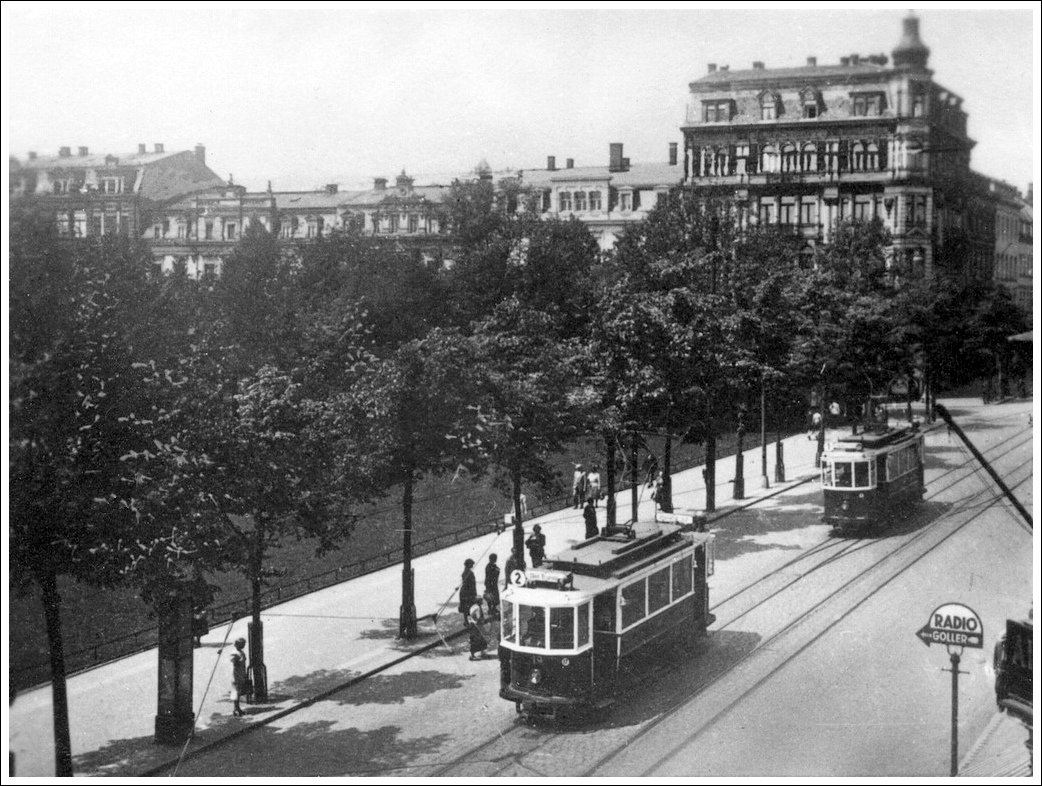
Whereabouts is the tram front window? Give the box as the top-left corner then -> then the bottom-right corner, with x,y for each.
854,461 -> 871,487
502,600 -> 516,643
520,606 -> 545,648
833,462 -> 853,488
550,607 -> 574,650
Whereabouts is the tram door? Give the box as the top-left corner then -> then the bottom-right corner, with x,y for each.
592,591 -> 619,700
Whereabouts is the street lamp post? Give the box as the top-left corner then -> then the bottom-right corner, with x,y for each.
733,407 -> 746,500
759,380 -> 770,490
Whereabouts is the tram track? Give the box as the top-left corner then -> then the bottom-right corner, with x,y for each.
153,423 -> 1032,777
426,426 -> 1032,777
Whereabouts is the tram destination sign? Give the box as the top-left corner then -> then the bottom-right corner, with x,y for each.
916,602 -> 984,649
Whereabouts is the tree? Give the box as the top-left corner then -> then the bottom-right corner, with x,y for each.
347,329 -> 484,638
8,210 -> 173,774
471,299 -> 590,561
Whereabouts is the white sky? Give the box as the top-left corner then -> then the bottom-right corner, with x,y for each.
3,2 -> 1039,194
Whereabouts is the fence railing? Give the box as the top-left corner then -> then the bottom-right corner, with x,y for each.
15,425 -> 795,689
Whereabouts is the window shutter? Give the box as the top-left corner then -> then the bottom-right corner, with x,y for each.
747,144 -> 758,174
838,140 -> 849,172
878,138 -> 888,170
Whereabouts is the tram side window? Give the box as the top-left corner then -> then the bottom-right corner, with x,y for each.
550,607 -> 574,650
520,605 -> 546,648
648,568 -> 671,614
594,592 -> 616,633
577,602 -> 590,647
854,461 -> 871,487
672,555 -> 693,599
502,601 -> 516,643
887,446 -> 914,480
621,580 -> 646,628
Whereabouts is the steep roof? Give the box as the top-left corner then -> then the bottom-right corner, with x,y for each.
691,62 -> 890,90
521,162 -> 683,189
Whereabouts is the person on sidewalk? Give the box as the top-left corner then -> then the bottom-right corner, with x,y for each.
650,472 -> 664,509
229,637 -> 249,717
466,598 -> 489,660
583,499 -> 599,539
504,547 -> 522,587
572,463 -> 586,509
484,554 -> 500,619
809,410 -> 822,439
586,466 -> 602,507
459,558 -> 478,627
525,524 -> 546,567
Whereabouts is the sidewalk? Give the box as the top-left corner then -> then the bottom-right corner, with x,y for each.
7,403 -> 956,777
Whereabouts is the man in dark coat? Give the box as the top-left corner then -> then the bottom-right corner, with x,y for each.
504,548 -> 522,588
583,499 -> 599,540
525,524 -> 546,567
484,554 -> 501,618
459,558 -> 478,626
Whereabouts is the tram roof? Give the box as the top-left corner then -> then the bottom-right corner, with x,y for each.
546,521 -> 709,581
827,424 -> 921,453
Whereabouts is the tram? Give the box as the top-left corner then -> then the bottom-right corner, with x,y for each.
820,423 -> 926,533
498,520 -> 715,719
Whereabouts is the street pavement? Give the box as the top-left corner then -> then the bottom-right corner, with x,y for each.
5,398 -> 1032,777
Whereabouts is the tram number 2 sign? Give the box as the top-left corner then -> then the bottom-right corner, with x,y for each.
916,603 -> 984,649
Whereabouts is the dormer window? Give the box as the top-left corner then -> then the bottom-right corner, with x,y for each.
702,99 -> 734,123
759,91 -> 782,120
800,87 -> 823,118
851,92 -> 885,117
101,177 -> 123,194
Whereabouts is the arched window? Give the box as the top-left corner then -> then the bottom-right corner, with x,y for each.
800,143 -> 817,172
781,144 -> 798,172
865,143 -> 879,170
714,147 -> 729,176
760,145 -> 779,173
574,191 -> 586,211
851,142 -> 866,171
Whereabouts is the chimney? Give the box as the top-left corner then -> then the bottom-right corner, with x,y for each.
609,143 -> 624,172
850,54 -> 860,66
374,177 -> 387,191
547,155 -> 556,171
807,56 -> 817,67
325,183 -> 338,195
840,57 -> 850,66
566,158 -> 574,169
78,146 -> 89,157
154,143 -> 164,154
59,146 -> 71,157
28,151 -> 37,160
195,144 -> 206,166
720,65 -> 729,72
622,158 -> 630,169
707,63 -> 717,73
752,61 -> 764,70
669,143 -> 678,166
138,143 -> 147,154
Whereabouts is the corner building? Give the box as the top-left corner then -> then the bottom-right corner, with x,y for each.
682,14 -> 985,279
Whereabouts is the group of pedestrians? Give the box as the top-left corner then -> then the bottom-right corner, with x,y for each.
571,463 -> 602,509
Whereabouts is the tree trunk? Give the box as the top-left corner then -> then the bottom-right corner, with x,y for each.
604,431 -> 616,529
705,399 -> 716,512
400,471 -> 417,638
511,461 -> 525,570
661,431 -> 674,512
39,568 -> 73,776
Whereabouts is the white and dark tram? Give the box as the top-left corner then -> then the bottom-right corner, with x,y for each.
498,521 -> 715,719
820,423 -> 926,534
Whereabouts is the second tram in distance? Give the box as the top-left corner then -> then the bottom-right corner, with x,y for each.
820,423 -> 926,534
498,520 -> 715,720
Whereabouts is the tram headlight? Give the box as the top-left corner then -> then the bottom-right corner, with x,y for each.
529,668 -> 543,686
561,658 -> 570,667
842,500 -> 850,511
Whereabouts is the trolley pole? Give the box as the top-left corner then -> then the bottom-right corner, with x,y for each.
759,382 -> 770,490
733,407 -> 746,500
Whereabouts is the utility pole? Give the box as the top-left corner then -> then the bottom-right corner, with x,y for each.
733,406 -> 746,500
759,380 -> 770,489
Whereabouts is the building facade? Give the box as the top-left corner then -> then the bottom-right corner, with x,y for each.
987,178 -> 1033,321
10,143 -> 224,242
680,14 -> 991,280
520,143 -> 684,251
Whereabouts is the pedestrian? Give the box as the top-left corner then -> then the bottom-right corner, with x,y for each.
809,410 -> 822,439
458,558 -> 478,627
583,499 -> 598,539
587,465 -> 602,507
504,547 -> 522,588
229,637 -> 249,717
641,451 -> 659,487
484,554 -> 500,619
525,524 -> 546,567
572,463 -> 586,509
829,400 -> 841,427
650,472 -> 664,509
466,598 -> 488,660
